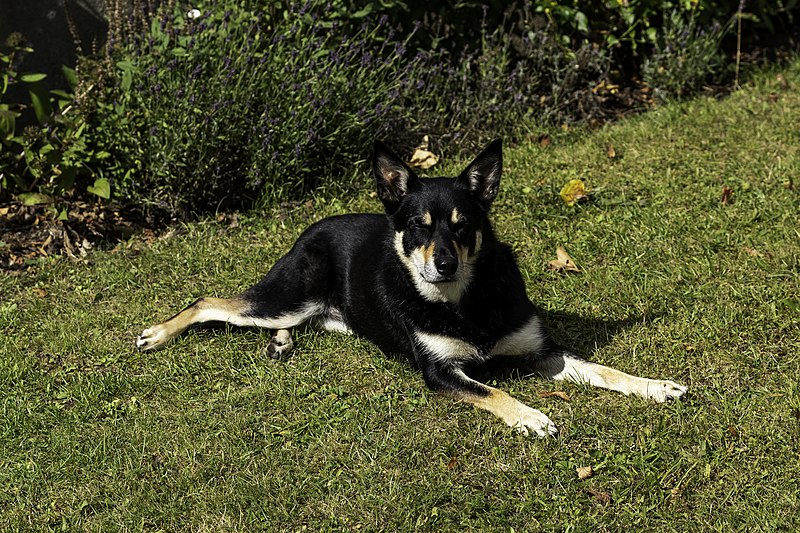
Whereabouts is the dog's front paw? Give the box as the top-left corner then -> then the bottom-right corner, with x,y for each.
511,405 -> 559,438
136,325 -> 170,351
265,329 -> 294,360
645,379 -> 688,403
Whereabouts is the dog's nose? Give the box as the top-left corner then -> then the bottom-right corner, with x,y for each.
434,254 -> 458,277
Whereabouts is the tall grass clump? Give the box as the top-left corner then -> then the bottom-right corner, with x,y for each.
91,0 -> 423,215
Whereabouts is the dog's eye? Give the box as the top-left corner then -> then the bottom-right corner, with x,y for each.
409,216 -> 430,229
452,217 -> 469,233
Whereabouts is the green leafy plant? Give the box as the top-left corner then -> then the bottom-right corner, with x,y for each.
1,35 -> 109,208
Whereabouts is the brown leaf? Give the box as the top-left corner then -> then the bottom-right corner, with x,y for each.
537,134 -> 551,148
586,487 -> 611,505
548,246 -> 580,273
446,457 -> 458,470
743,246 -> 762,257
539,391 -> 571,401
576,465 -> 594,480
408,135 -> 439,169
32,287 -> 47,298
776,73 -> 790,90
721,185 -> 734,205
606,142 -> 616,159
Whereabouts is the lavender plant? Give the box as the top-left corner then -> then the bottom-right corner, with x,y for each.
93,0 -> 422,214
642,10 -> 730,100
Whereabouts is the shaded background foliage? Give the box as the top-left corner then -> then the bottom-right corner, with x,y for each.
1,0 -> 798,219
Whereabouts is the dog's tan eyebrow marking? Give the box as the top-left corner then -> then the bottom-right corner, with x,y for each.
451,208 -> 460,225
422,211 -> 432,226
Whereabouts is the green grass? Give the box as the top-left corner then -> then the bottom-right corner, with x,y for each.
2,61 -> 799,531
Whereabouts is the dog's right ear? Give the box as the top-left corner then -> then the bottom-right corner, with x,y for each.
373,141 -> 419,214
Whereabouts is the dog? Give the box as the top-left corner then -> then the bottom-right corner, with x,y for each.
136,139 -> 687,437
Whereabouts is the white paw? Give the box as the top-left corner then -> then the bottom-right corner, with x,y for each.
136,325 -> 170,351
645,379 -> 688,403
511,405 -> 559,438
265,330 -> 294,360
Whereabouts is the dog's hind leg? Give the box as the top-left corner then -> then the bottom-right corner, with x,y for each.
531,349 -> 688,403
136,295 -> 323,352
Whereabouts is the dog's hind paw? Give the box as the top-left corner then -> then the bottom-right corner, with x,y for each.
265,329 -> 294,360
645,379 -> 688,403
136,325 -> 170,351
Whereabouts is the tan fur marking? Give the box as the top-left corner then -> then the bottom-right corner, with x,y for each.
462,385 -> 557,437
421,241 -> 435,263
465,387 -> 519,420
453,241 -> 469,263
422,211 -> 432,226
166,297 -> 246,337
451,208 -> 460,225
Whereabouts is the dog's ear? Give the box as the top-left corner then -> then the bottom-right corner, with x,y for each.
373,141 -> 419,214
456,138 -> 502,210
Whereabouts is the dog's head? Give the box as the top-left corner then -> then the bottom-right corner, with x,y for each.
373,139 -> 502,303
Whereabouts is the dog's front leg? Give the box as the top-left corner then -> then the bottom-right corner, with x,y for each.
533,349 -> 688,402
418,357 -> 558,438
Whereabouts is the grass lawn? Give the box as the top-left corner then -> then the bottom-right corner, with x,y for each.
2,61 -> 799,532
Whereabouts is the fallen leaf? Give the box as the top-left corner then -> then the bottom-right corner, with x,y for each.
559,179 -> 589,206
721,185 -> 734,205
32,287 -> 47,298
539,391 -> 571,401
548,246 -> 580,273
776,73 -> 790,90
586,487 -> 611,505
408,135 -> 439,169
446,457 -> 458,470
537,134 -> 551,148
743,246 -> 762,257
576,465 -> 594,480
606,143 -> 616,159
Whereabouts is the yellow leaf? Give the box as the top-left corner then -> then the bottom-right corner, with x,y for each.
559,179 -> 588,206
576,465 -> 594,480
547,246 -> 580,273
408,135 -> 439,169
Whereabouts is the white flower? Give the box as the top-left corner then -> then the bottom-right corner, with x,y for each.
187,8 -> 201,19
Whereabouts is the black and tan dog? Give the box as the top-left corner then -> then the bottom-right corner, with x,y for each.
137,140 -> 687,437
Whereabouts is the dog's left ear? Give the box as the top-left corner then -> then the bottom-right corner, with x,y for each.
457,138 -> 502,210
373,141 -> 420,214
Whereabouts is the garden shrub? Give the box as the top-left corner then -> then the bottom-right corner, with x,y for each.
642,10 -> 730,100
90,0 -> 614,215
90,0 -> 428,215
1,34 -> 109,207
